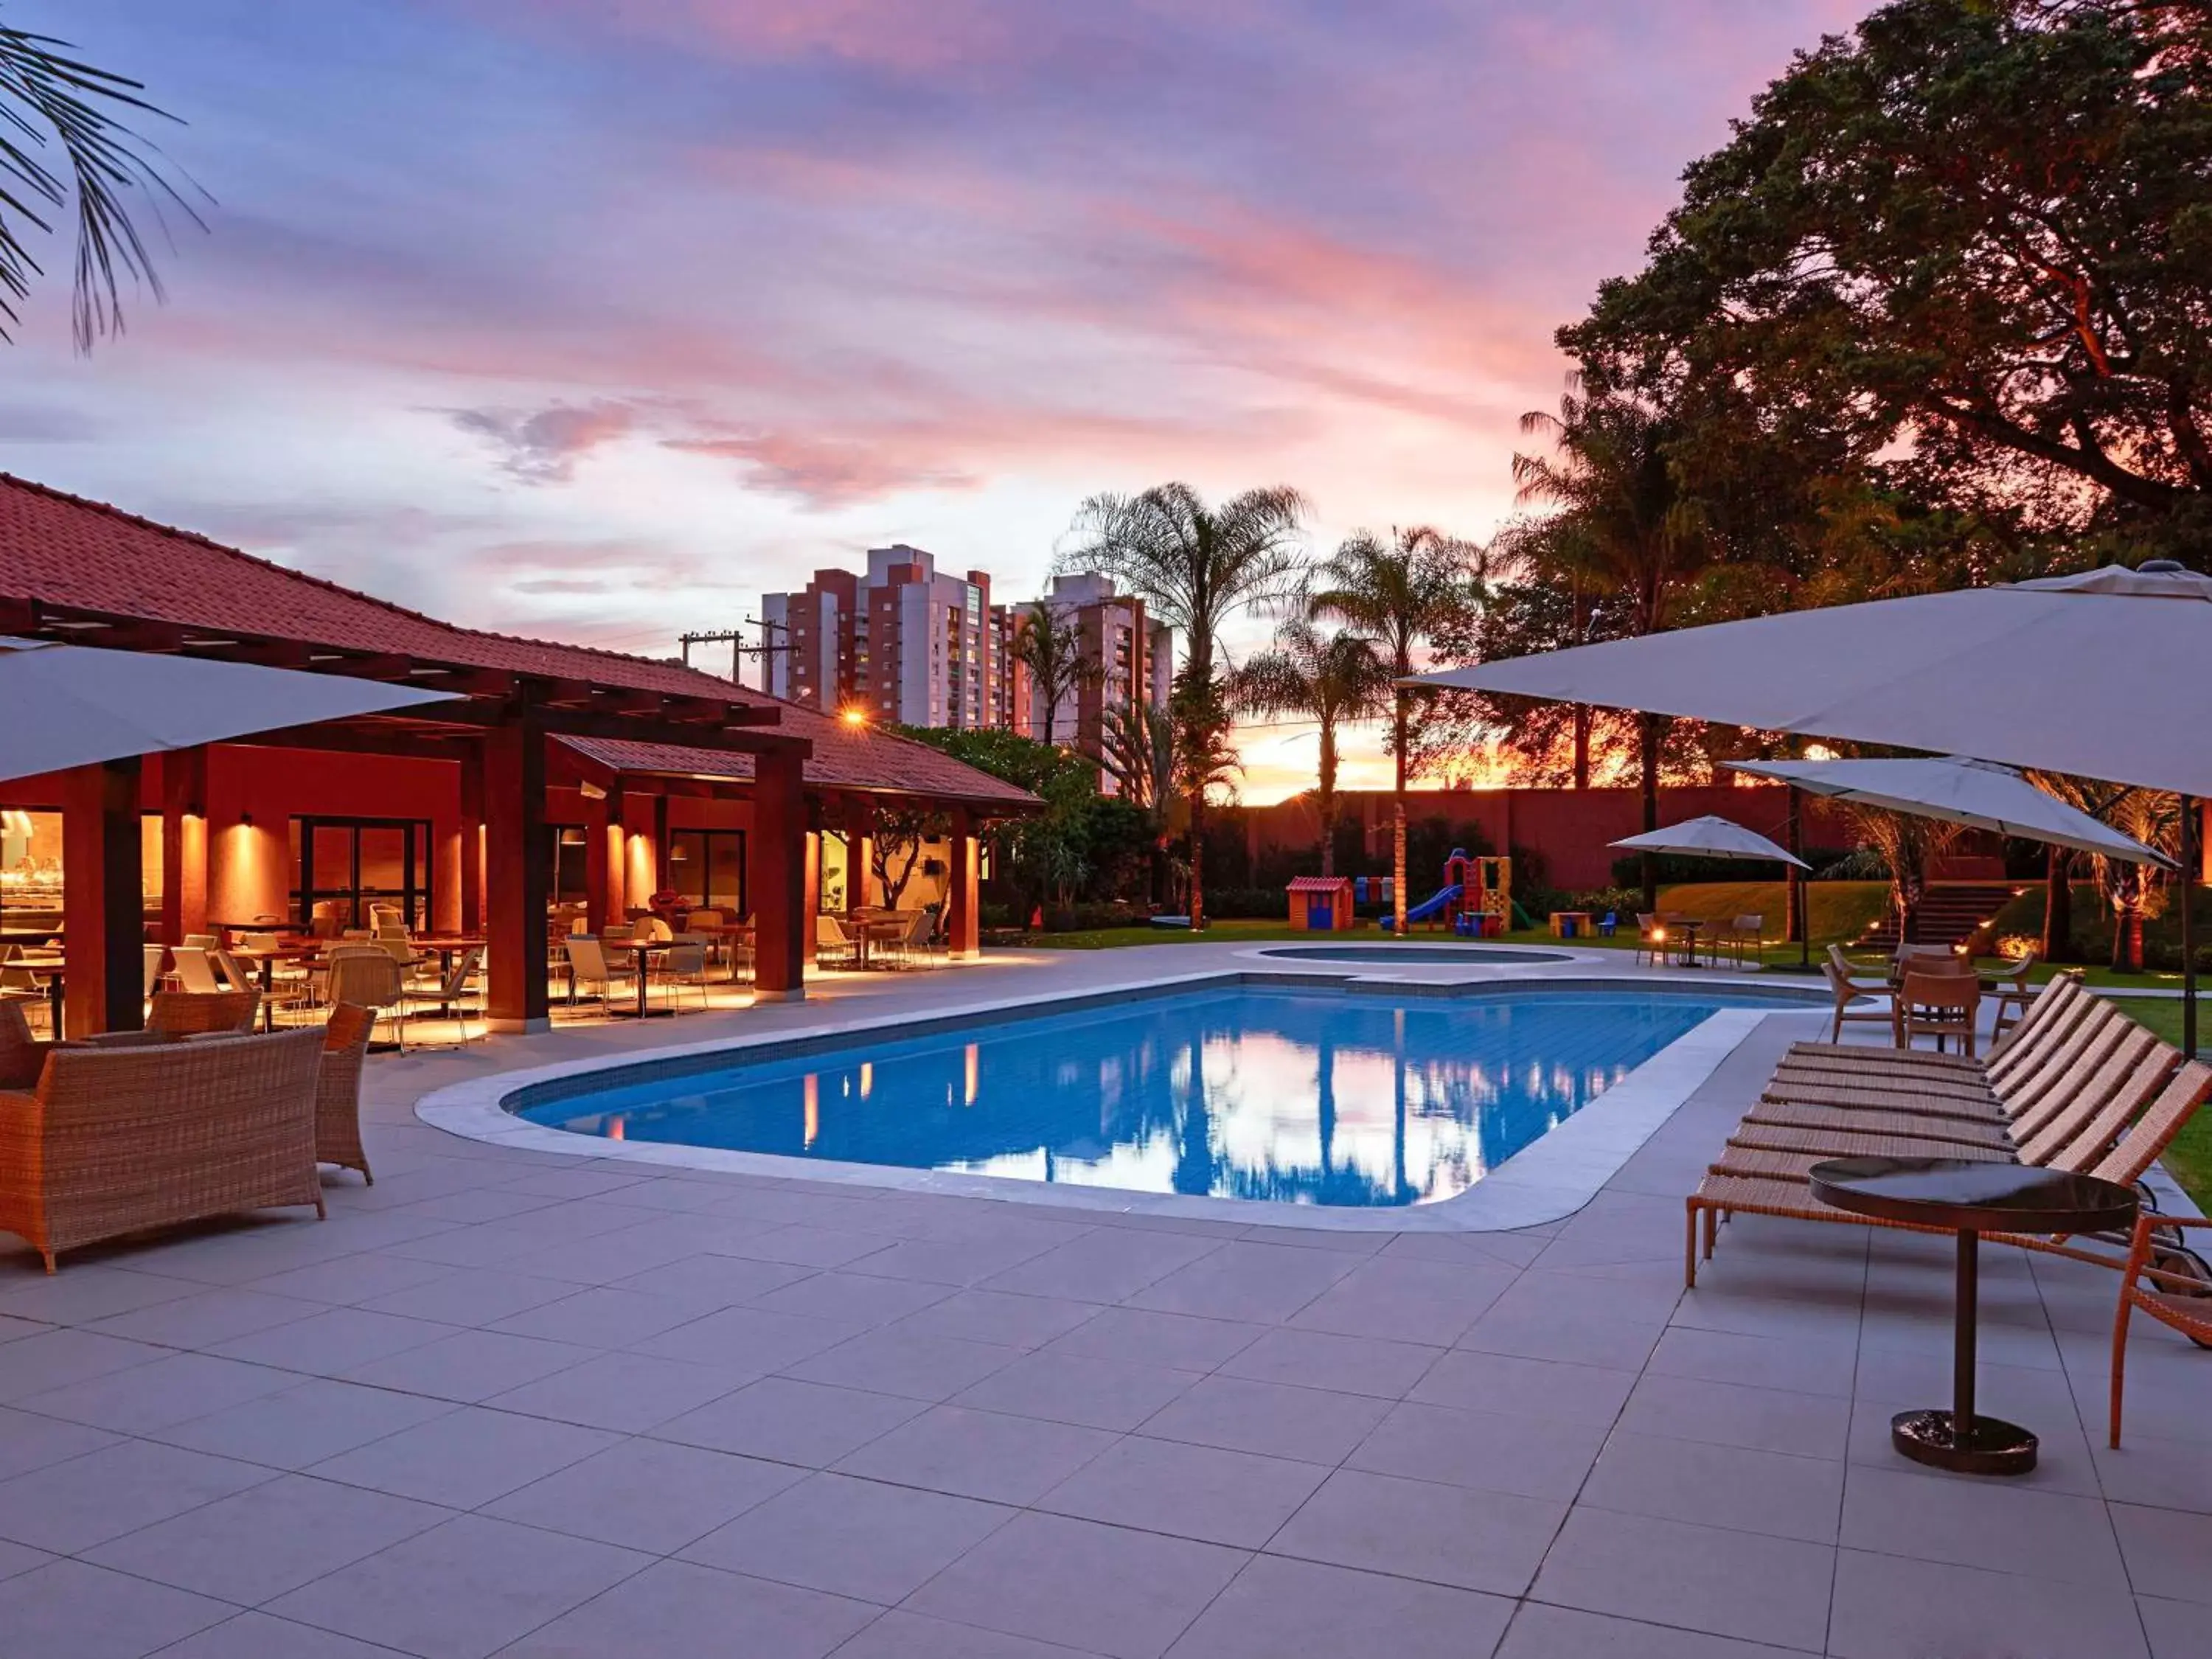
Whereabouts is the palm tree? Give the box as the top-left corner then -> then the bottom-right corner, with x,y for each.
1307,526 -> 1483,932
1009,600 -> 1100,749
1061,482 -> 1307,928
1102,697 -> 1175,906
0,27 -> 198,351
1512,374 -> 1712,911
1231,619 -> 1388,877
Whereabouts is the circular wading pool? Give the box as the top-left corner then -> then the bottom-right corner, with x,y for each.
1255,943 -> 1575,965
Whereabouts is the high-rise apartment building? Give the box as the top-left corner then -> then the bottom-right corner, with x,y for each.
760,546 -> 998,729
1013,573 -> 1174,787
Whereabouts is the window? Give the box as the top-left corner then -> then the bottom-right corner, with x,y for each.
667,829 -> 747,914
291,816 -> 433,930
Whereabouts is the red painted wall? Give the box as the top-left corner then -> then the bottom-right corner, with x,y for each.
1247,786 -> 2005,889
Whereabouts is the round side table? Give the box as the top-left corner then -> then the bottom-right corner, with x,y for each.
1809,1156 -> 2136,1476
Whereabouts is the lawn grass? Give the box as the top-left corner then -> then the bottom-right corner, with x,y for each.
2102,995 -> 2211,1211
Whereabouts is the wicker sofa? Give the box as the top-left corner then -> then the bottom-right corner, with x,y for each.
0,1024 -> 326,1272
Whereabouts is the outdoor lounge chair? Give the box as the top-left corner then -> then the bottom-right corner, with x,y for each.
1685,1049 -> 2212,1290
1722,1020 -> 2171,1173
0,1025 -> 327,1272
1751,991 -> 2122,1139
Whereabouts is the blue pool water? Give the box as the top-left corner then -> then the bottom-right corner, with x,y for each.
519,987 -> 1787,1207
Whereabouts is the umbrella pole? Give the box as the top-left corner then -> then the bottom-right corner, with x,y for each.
1789,787 -> 1809,970
2184,794 -> 2199,1061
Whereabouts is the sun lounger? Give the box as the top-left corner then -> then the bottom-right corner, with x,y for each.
1685,1057 -> 2212,1287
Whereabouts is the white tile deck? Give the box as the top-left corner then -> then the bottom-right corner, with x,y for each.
0,939 -> 2201,1657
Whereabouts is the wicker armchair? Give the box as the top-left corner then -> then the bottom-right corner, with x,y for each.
317,1004 -> 377,1185
80,990 -> 261,1048
0,999 -> 53,1089
0,1026 -> 326,1272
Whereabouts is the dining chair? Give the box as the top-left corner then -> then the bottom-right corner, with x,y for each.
141,945 -> 167,1004
1898,969 -> 1980,1057
658,940 -> 712,1014
325,949 -> 408,1053
815,914 -> 860,968
170,946 -> 223,995
563,936 -> 632,1015
403,946 -> 484,1046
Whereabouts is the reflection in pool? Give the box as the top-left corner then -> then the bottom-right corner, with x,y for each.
518,987 -> 1765,1207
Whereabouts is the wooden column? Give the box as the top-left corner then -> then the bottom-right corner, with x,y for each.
652,793 -> 669,897
62,756 -> 145,1036
749,747 -> 807,1001
849,796 -> 877,911
484,718 -> 550,1032
159,745 -> 207,945
802,830 -> 821,964
458,744 -> 484,935
947,807 -> 980,959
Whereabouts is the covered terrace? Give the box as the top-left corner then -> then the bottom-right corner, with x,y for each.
0,475 -> 1033,1037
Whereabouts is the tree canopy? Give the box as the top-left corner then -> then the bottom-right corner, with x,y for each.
1565,0 -> 2212,560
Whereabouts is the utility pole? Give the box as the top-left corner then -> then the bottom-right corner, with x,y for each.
678,619 -> 792,693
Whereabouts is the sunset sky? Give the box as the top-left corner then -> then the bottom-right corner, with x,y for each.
8,0 -> 1866,801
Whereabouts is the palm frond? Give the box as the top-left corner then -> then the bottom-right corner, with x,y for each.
0,26 -> 202,352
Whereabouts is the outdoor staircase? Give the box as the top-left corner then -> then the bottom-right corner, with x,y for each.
1855,882 -> 2025,953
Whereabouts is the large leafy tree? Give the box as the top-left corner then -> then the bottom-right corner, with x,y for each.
1307,526 -> 1483,931
1509,380 -> 1712,909
1008,599 -> 1100,750
1566,0 -> 2212,558
0,24 -> 197,351
1060,483 -> 1308,929
1231,619 -> 1388,877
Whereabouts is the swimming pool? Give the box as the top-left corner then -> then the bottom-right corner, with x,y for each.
515,984 -> 1788,1208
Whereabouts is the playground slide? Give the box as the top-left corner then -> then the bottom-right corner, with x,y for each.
1379,884 -> 1460,931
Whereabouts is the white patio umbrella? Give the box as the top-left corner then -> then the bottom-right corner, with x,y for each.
1610,815 -> 1809,869
0,639 -> 459,783
1410,562 -> 2212,795
1728,757 -> 2171,867
1409,560 -> 2211,1045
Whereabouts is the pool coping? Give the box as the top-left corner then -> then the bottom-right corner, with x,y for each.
414,967 -> 1826,1233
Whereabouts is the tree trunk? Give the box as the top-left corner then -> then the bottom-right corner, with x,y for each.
2042,848 -> 2078,964
1189,791 -> 1206,931
1638,712 -> 1660,914
1572,705 -> 1591,791
1392,693 -> 1409,934
1318,723 -> 1337,877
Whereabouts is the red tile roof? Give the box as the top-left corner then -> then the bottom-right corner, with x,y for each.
0,474 -> 1033,810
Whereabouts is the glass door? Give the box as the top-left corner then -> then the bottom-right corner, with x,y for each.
667,829 -> 747,914
291,816 -> 434,929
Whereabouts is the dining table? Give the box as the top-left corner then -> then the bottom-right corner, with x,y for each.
844,910 -> 911,970
608,939 -> 672,1017
689,921 -> 755,981
15,949 -> 62,1034
226,942 -> 322,1030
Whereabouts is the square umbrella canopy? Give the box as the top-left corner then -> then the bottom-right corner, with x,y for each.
1408,561 -> 2209,1047
1610,814 -> 1810,869
1408,563 -> 2212,797
1728,757 -> 2171,867
0,639 -> 459,784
